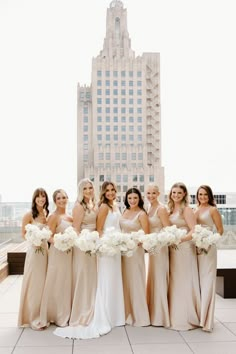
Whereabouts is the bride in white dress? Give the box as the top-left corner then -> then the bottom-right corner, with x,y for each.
54,181 -> 125,339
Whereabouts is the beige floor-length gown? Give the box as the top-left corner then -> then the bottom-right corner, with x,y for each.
147,207 -> 170,327
18,222 -> 48,329
169,211 -> 201,330
120,212 -> 150,326
196,208 -> 217,331
40,219 -> 72,327
69,209 -> 97,326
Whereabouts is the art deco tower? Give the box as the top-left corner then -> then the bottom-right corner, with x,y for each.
77,0 -> 164,203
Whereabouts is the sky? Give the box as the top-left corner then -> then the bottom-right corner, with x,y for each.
0,0 -> 235,202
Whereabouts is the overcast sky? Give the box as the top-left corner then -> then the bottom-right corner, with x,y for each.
0,0 -> 235,202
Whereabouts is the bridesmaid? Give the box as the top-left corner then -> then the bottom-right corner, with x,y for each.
120,187 -> 150,327
18,188 -> 49,329
168,182 -> 201,330
146,183 -> 171,327
194,185 -> 223,332
40,189 -> 73,327
69,178 -> 97,326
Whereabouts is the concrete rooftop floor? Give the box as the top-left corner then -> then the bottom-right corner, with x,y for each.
1,250 -> 236,354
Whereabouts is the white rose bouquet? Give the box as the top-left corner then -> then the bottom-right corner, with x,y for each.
25,224 -> 52,255
192,224 -> 221,254
96,227 -> 122,257
54,226 -> 77,253
75,229 -> 99,256
161,225 -> 187,249
115,232 -> 137,257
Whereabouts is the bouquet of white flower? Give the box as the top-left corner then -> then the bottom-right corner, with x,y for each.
96,227 -> 122,257
115,232 -> 137,257
25,224 -> 52,255
192,224 -> 221,254
161,225 -> 187,249
75,229 -> 99,256
54,226 -> 77,253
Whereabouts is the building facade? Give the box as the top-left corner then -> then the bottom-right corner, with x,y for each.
77,0 -> 164,204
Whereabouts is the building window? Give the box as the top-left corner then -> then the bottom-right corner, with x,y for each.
121,126 -> 126,132
129,71 -> 133,77
84,135 -> 88,141
137,89 -> 142,95
98,153 -> 104,160
83,116 -> 88,123
97,134 -> 102,141
138,153 -> 143,160
97,116 -> 102,122
121,117 -> 126,123
106,98 -> 110,104
123,185 -> 128,192
105,89 -> 110,95
131,153 -> 136,160
113,80 -> 118,86
137,81 -> 142,86
97,125 -> 102,132
114,116 -> 118,122
115,153 -> 120,160
114,125 -> 118,131
121,71 -> 126,77
129,98 -> 133,105
133,175 -> 138,182
138,126 -> 142,131
105,107 -> 110,113
97,98 -> 102,104
121,80 -> 126,86
149,175 -> 154,182
99,175 -> 104,182
121,107 -> 126,114
106,134 -> 110,141
129,89 -> 133,95
122,153 -> 127,160
97,70 -> 102,77
105,80 -> 110,86
129,107 -> 133,114
137,99 -> 142,105
121,89 -> 126,95
113,89 -> 118,95
137,117 -> 142,123
129,116 -> 134,123
97,80 -> 102,86
129,80 -> 133,86
121,135 -> 126,141
129,135 -> 134,141
137,107 -> 142,113
129,126 -> 134,132
113,71 -> 118,77
105,125 -> 110,132
137,71 -> 142,77
137,135 -> 142,141
97,107 -> 102,113
106,116 -> 110,123
83,107 -> 88,114
114,135 -> 118,141
97,89 -> 102,95
105,70 -> 110,77
113,107 -> 118,113
121,98 -> 126,104
113,98 -> 118,104
116,175 -> 121,182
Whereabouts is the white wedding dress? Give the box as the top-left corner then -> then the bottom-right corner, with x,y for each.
54,209 -> 125,339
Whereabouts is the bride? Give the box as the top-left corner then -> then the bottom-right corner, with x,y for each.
54,181 -> 125,339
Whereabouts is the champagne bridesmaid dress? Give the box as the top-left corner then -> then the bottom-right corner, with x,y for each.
18,222 -> 48,329
120,212 -> 150,326
169,211 -> 201,330
69,209 -> 97,326
40,219 -> 73,327
196,208 -> 217,331
147,207 -> 170,327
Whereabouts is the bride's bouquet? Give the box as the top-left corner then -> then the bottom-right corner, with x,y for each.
25,224 -> 52,255
54,226 -> 77,253
96,227 -> 123,257
192,224 -> 221,254
75,229 -> 99,256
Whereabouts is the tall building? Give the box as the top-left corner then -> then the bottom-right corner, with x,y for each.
77,0 -> 164,204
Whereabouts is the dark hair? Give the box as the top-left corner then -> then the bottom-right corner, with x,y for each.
99,181 -> 117,209
167,182 -> 189,215
31,188 -> 49,219
124,187 -> 146,212
196,185 -> 216,207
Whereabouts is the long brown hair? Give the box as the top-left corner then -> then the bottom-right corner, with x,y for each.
98,181 -> 117,209
196,185 -> 216,207
31,188 -> 49,219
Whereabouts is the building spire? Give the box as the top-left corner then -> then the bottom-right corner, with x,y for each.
99,1 -> 134,58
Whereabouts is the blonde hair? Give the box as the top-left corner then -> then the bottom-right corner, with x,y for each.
76,178 -> 96,211
167,182 -> 189,215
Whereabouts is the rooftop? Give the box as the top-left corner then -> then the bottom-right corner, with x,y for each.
1,270 -> 236,354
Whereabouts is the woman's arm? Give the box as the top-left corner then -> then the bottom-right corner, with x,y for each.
47,214 -> 58,244
21,212 -> 32,239
211,207 -> 224,235
139,211 -> 150,234
72,203 -> 85,235
96,204 -> 109,236
158,206 -> 171,227
182,206 -> 196,242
